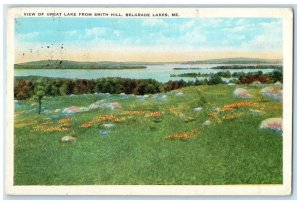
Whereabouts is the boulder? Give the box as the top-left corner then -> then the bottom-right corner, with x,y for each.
54,109 -> 61,113
102,123 -> 115,129
274,81 -> 283,88
227,83 -> 236,87
251,81 -> 262,87
233,88 -> 251,98
249,109 -> 263,115
175,92 -> 184,97
42,110 -> 51,114
193,107 -> 203,112
153,94 -> 168,102
106,102 -> 121,110
62,106 -> 88,114
259,117 -> 282,132
61,136 -> 77,143
260,87 -> 282,102
202,120 -> 212,126
89,101 -> 103,110
99,130 -> 110,137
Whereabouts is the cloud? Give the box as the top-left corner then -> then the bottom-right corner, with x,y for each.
241,34 -> 282,51
182,28 -> 207,43
142,19 -> 167,27
84,27 -> 106,39
241,20 -> 282,51
113,30 -> 122,37
16,32 -> 39,41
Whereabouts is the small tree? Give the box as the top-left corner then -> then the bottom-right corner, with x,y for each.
33,79 -> 46,114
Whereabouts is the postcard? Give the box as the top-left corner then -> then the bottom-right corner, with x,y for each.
5,7 -> 293,195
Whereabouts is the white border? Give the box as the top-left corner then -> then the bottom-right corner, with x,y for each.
5,7 -> 294,196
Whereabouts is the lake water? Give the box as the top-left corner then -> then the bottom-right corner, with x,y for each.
14,64 -> 276,83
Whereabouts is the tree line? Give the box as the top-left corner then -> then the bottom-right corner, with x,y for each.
14,70 -> 283,101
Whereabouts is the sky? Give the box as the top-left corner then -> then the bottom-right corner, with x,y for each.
15,17 -> 283,63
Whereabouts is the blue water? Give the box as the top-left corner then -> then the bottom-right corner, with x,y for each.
14,64 -> 275,83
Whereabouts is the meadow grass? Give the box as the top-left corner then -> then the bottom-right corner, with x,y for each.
14,84 -> 282,185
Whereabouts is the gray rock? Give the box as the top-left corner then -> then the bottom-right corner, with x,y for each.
61,136 -> 77,143
233,88 -> 251,98
249,109 -> 263,115
202,120 -> 212,126
175,92 -> 184,97
260,87 -> 282,102
193,107 -> 203,112
274,81 -> 283,88
102,123 -> 115,129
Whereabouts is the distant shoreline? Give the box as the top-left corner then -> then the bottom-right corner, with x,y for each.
14,67 -> 147,70
14,58 -> 283,70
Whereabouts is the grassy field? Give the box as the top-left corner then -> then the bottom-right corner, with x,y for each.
14,84 -> 282,185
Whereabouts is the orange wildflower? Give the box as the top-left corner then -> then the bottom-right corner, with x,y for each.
15,120 -> 38,128
80,115 -> 121,128
224,102 -> 255,109
123,111 -> 145,115
167,130 -> 198,139
149,111 -> 162,117
223,114 -> 239,120
208,112 -> 218,117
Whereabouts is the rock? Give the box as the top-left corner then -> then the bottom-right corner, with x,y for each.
202,120 -> 212,126
62,106 -> 88,114
136,95 -> 146,102
143,95 -> 149,98
227,83 -> 236,87
42,110 -> 51,114
252,81 -> 261,85
259,117 -> 282,132
274,81 -> 283,88
89,101 -> 103,110
102,123 -> 115,129
106,102 -> 121,110
54,109 -> 61,113
233,88 -> 251,98
61,136 -> 77,143
175,92 -> 184,97
193,107 -> 203,112
120,93 -> 126,96
80,107 -> 89,112
260,87 -> 282,102
153,94 -> 168,102
249,109 -> 263,115
251,81 -> 262,87
260,86 -> 275,94
99,130 -> 110,137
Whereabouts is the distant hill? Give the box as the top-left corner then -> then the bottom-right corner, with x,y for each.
14,58 -> 283,69
181,57 -> 282,65
14,60 -> 147,69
